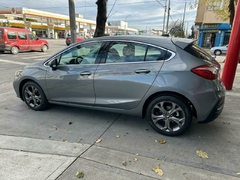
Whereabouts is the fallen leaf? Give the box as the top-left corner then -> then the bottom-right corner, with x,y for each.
152,164 -> 163,176
69,122 -> 73,125
62,139 -> 67,142
122,161 -> 127,166
116,135 -> 120,138
196,150 -> 209,159
180,152 -> 184,155
135,153 -> 139,156
76,171 -> 84,178
77,139 -> 82,143
133,158 -> 138,162
155,158 -> 159,160
96,138 -> 102,143
53,126 -> 57,130
158,140 -> 166,144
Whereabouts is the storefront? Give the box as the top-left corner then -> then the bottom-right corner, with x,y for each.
198,23 -> 231,48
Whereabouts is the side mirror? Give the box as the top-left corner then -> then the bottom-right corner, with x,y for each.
50,58 -> 58,70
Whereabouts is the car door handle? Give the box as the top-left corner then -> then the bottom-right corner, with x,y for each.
134,69 -> 150,74
80,71 -> 91,76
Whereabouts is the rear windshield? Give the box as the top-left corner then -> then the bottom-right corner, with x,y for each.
184,44 -> 213,61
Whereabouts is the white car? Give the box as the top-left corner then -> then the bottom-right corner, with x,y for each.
210,45 -> 228,56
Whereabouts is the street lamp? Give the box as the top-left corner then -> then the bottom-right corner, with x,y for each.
124,15 -> 132,35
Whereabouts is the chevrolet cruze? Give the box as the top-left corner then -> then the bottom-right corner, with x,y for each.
13,35 -> 225,136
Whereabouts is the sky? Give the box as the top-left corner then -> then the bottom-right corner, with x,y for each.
0,0 -> 198,34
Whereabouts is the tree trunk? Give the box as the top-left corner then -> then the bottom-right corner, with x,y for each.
229,0 -> 237,26
94,0 -> 108,37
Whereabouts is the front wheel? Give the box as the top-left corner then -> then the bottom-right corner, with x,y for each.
41,45 -> 48,52
146,95 -> 192,136
214,50 -> 221,56
11,46 -> 19,55
22,81 -> 49,111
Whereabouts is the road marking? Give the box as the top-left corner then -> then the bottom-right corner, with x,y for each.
0,59 -> 29,65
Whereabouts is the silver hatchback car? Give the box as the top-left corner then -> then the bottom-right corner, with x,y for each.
13,36 -> 225,136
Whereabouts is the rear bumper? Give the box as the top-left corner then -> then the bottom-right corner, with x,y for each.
198,96 -> 225,124
0,44 -> 11,51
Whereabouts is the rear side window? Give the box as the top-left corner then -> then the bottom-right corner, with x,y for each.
7,31 -> 17,39
18,32 -> 27,40
145,46 -> 167,61
184,44 -> 212,61
0,30 -> 2,39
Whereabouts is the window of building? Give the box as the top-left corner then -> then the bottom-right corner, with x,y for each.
7,31 -> 16,39
207,0 -> 223,10
18,32 -> 27,40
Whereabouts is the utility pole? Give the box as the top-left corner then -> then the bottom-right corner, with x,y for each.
182,1 -> 187,32
166,0 -> 170,33
68,0 -> 76,43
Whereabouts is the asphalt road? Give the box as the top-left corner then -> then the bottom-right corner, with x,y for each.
0,39 -> 240,180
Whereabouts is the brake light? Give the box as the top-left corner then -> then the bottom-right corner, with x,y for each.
191,65 -> 219,80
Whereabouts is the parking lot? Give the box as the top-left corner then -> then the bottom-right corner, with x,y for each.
0,39 -> 240,180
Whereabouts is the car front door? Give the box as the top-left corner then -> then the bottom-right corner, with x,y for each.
45,41 -> 103,105
28,33 -> 41,50
94,41 -> 166,110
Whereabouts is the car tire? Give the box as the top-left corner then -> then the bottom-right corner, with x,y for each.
41,45 -> 48,52
0,50 -> 4,54
22,81 -> 49,111
146,95 -> 192,136
11,46 -> 19,55
214,50 -> 221,56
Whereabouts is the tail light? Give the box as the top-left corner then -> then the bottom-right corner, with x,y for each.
191,65 -> 219,80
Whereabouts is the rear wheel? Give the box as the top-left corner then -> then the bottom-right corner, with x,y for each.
22,81 -> 49,111
214,50 -> 221,56
146,95 -> 192,136
11,46 -> 19,55
0,50 -> 4,54
41,45 -> 48,52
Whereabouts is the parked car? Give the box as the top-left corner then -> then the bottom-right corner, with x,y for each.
13,36 -> 225,136
0,27 -> 49,55
65,35 -> 85,46
210,44 -> 228,56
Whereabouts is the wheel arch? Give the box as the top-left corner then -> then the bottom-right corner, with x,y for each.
19,79 -> 42,100
142,91 -> 197,119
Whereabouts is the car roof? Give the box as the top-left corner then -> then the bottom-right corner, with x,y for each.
0,27 -> 31,32
84,35 -> 194,51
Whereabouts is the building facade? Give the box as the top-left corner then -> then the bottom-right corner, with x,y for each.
195,0 -> 231,48
0,7 -> 138,39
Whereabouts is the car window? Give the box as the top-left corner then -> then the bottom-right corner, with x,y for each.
18,32 -> 27,40
28,33 -> 37,40
58,42 -> 102,65
7,31 -> 16,39
145,46 -> 167,61
0,30 -> 2,39
105,42 -> 147,63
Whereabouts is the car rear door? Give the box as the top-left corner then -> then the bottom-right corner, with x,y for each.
94,41 -> 166,110
17,31 -> 29,50
45,41 -> 103,105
